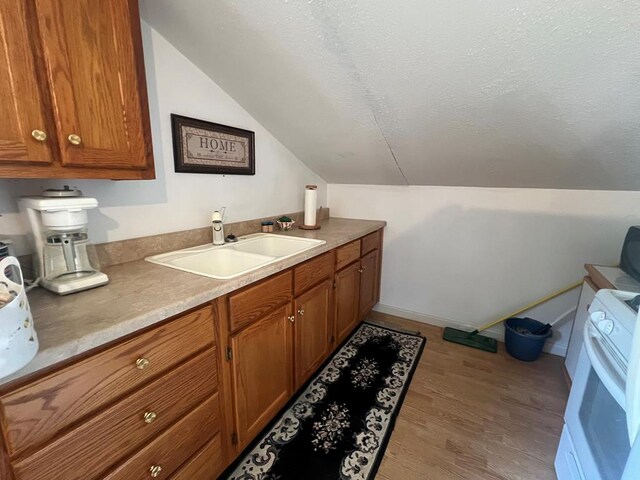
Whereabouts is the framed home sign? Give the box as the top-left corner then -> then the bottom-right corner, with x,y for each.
171,114 -> 255,175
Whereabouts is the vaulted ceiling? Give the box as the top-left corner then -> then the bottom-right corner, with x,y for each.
140,0 -> 640,190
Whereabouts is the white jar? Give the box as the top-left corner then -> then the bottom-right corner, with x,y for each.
0,257 -> 38,379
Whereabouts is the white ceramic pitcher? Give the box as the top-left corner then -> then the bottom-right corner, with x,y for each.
0,256 -> 38,379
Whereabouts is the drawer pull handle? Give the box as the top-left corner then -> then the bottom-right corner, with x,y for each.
288,315 -> 295,323
68,133 -> 82,145
143,411 -> 157,424
297,308 -> 304,316
150,465 -> 163,477
136,358 -> 150,370
31,129 -> 47,141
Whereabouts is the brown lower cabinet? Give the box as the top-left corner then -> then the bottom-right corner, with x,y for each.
294,279 -> 333,389
229,303 -> 294,449
0,228 -> 383,480
359,249 -> 380,318
335,261 -> 361,344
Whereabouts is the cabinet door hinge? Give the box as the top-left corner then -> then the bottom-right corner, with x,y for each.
333,280 -> 337,289
226,346 -> 233,361
231,432 -> 238,445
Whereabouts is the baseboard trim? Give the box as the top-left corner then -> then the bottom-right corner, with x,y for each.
372,303 -> 568,357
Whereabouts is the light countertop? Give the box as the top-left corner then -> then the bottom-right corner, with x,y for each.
586,264 -> 640,292
1,217 -> 385,388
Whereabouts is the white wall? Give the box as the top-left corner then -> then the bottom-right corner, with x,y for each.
329,185 -> 640,354
142,0 -> 640,190
0,22 -> 326,254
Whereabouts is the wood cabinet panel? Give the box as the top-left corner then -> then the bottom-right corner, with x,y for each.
294,251 -> 333,296
211,296 -> 235,465
11,349 -> 218,480
1,306 -> 215,457
102,395 -> 220,480
33,0 -> 152,171
169,433 -> 223,480
361,230 -> 381,256
294,280 -> 332,389
0,0 -> 54,165
230,304 -> 293,449
335,262 -> 361,344
335,240 -> 361,271
359,249 -> 379,318
0,432 -> 13,480
228,271 -> 292,332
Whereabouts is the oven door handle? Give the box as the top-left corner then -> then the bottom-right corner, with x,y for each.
626,314 -> 640,445
583,322 -> 626,409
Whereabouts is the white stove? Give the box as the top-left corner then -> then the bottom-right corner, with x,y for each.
556,289 -> 640,480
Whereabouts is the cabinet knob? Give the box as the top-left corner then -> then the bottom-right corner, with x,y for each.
68,133 -> 82,145
149,465 -> 163,478
288,315 -> 295,323
297,308 -> 304,316
31,129 -> 47,142
358,268 -> 364,273
136,357 -> 150,370
143,411 -> 157,424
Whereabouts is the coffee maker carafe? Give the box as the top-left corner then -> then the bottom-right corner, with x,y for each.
19,187 -> 108,295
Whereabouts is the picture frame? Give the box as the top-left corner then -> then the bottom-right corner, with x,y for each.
171,114 -> 255,175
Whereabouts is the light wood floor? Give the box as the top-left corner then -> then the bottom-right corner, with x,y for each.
369,312 -> 569,480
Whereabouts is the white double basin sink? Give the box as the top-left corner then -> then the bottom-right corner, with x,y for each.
146,233 -> 325,279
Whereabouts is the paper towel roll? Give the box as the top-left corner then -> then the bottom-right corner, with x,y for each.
304,185 -> 317,226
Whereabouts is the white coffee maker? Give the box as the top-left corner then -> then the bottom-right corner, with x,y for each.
18,187 -> 108,295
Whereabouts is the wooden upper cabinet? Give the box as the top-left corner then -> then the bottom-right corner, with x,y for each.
0,0 -> 54,165
35,0 -> 152,171
0,0 -> 154,179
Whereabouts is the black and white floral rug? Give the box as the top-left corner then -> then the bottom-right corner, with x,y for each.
222,322 -> 426,480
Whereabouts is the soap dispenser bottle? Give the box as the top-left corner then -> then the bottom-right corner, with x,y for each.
212,208 -> 225,245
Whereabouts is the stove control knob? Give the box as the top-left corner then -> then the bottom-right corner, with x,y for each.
598,319 -> 614,335
590,311 -> 606,323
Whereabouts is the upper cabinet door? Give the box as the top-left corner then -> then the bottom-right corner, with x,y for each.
34,0 -> 152,171
0,0 -> 54,165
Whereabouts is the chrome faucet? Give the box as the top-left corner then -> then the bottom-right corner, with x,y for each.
212,208 -> 226,245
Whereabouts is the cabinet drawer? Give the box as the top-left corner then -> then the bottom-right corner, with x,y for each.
103,395 -> 220,480
229,271 -> 292,331
294,252 -> 333,295
1,306 -> 215,457
361,230 -> 381,256
335,240 -> 361,271
169,433 -> 223,480
12,349 -> 218,480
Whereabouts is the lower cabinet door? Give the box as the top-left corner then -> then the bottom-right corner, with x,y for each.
294,280 -> 332,389
335,262 -> 360,344
358,249 -> 379,319
230,304 -> 293,449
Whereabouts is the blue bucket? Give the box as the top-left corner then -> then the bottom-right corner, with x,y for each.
504,317 -> 552,362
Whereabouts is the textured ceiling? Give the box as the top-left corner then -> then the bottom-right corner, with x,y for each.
141,0 -> 640,189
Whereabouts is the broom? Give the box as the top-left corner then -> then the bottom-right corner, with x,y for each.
442,281 -> 583,353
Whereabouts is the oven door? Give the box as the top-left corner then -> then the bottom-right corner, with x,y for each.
564,325 -> 631,480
